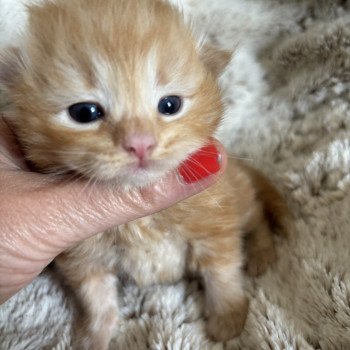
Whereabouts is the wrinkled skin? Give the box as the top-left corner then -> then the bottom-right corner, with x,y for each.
0,117 -> 226,303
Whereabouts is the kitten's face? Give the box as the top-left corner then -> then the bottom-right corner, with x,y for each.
2,0 -> 224,188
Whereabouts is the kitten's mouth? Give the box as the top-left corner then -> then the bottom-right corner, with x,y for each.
125,159 -> 156,172
123,154 -> 184,179
112,158 -> 174,188
122,158 -> 172,181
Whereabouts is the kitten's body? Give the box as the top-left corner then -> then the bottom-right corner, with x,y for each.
0,0 -> 290,348
56,158 -> 285,348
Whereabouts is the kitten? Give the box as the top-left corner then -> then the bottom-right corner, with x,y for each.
0,0 -> 290,348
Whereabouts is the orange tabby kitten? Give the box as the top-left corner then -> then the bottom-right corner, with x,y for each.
0,0 -> 290,348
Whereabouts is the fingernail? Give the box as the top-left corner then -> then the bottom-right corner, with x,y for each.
178,143 -> 222,184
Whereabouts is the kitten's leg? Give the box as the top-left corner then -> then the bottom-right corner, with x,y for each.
55,247 -> 118,350
243,202 -> 277,277
238,160 -> 292,276
193,235 -> 249,342
72,271 -> 119,350
244,223 -> 276,277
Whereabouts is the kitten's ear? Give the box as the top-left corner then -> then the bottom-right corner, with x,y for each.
0,47 -> 27,90
200,45 -> 233,79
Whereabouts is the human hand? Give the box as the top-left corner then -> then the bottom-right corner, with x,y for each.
0,116 -> 226,303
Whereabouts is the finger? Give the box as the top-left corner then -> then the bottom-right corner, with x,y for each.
0,139 -> 226,302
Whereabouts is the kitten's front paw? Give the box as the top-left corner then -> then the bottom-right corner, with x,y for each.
245,244 -> 277,277
206,296 -> 249,342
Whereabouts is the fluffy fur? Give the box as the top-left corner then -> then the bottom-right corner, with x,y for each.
0,0 -> 289,348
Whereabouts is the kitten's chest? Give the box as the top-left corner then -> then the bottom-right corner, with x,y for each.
115,215 -> 188,286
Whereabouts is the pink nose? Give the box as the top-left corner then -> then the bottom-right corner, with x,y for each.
122,133 -> 157,160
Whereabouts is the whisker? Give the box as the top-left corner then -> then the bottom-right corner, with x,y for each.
182,157 -> 241,208
31,149 -> 99,156
86,172 -> 103,201
180,163 -> 223,209
196,149 -> 254,162
185,157 -> 214,177
226,155 -> 254,162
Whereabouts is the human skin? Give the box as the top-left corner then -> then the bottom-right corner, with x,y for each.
0,117 -> 226,303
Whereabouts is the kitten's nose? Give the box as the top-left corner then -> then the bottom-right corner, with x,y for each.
122,133 -> 157,161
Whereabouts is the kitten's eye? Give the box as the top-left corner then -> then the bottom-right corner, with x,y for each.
68,102 -> 104,123
158,96 -> 182,115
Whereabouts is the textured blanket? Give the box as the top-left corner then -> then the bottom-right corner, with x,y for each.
1,0 -> 350,349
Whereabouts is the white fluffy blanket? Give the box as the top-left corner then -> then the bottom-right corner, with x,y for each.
1,0 -> 350,349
